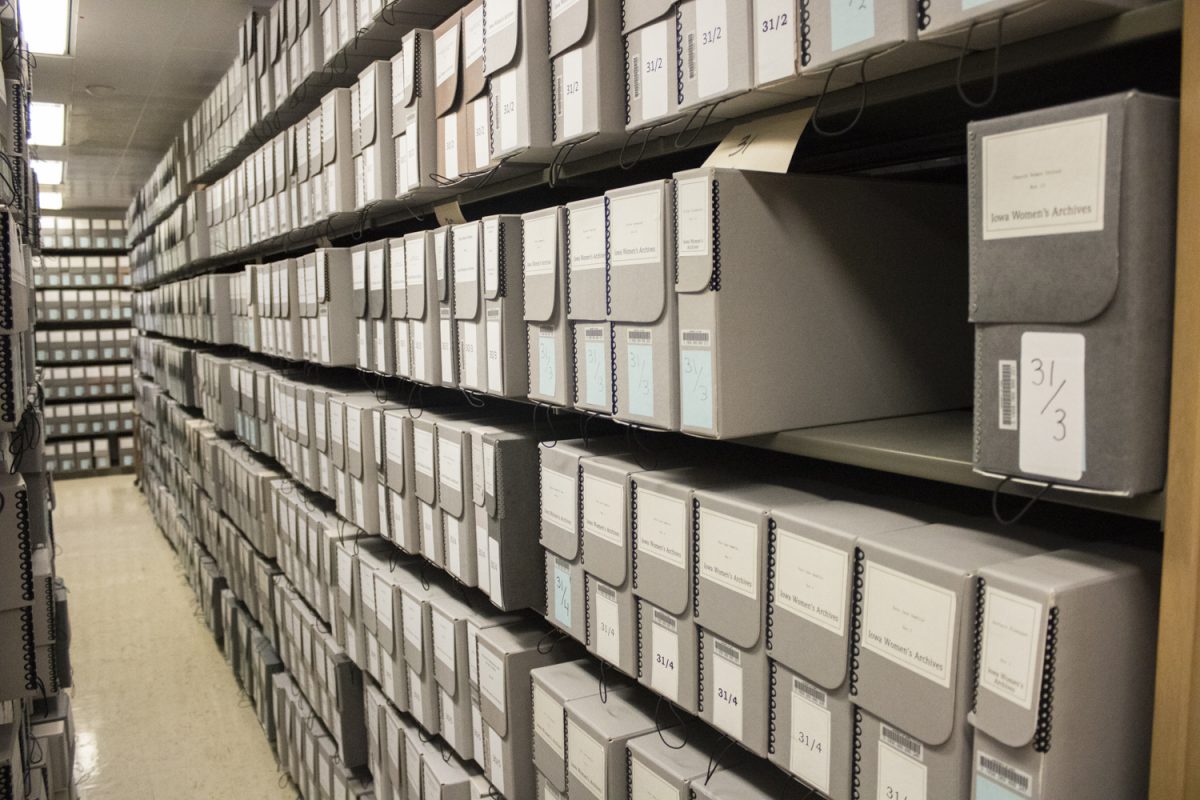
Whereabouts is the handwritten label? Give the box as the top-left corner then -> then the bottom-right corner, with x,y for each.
712,639 -> 743,740
754,0 -> 796,84
650,608 -> 680,701
1018,332 -> 1085,481
595,584 -> 621,664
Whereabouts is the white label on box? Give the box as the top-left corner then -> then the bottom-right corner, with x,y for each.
980,587 -> 1043,711
541,467 -> 578,532
441,317 -> 455,379
405,730 -> 422,791
439,690 -> 457,748
471,702 -> 485,764
553,558 -> 573,627
676,177 -> 710,257
551,0 -> 583,16
977,751 -> 1033,798
533,683 -> 565,757
433,611 -> 457,670
981,114 -> 1107,240
483,442 -> 497,496
385,414 -> 405,466
376,576 -> 394,631
412,324 -> 427,381
488,726 -> 506,791
641,21 -> 670,121
1018,332 -> 1086,481
421,503 -> 437,556
631,757 -> 678,800
405,120 -> 419,191
402,594 -> 424,655
830,0 -> 875,52
774,530 -> 849,637
789,677 -> 831,793
635,487 -> 687,569
562,48 -> 584,140
443,111 -> 460,180
465,6 -> 485,65
524,214 -> 558,277
539,329 -> 558,398
488,537 -> 505,606
487,0 -> 518,37
436,26 -> 459,86
472,97 -> 491,170
998,359 -> 1019,431
454,225 -> 480,285
414,428 -> 434,476
499,70 -> 519,152
697,0 -> 729,98
712,639 -> 743,740
567,721 -> 606,798
878,729 -> 927,800
485,318 -> 503,391
445,514 -> 462,577
862,562 -> 957,688
698,507 -> 759,600
569,204 -> 606,271
478,644 -> 506,713
609,189 -> 662,266
482,218 -> 501,295
755,0 -> 796,84
439,437 -> 462,492
476,519 -> 492,594
650,609 -> 680,701
595,584 -> 621,664
583,473 -> 625,546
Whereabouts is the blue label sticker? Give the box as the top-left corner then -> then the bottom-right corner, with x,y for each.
627,343 -> 655,418
584,340 -> 608,408
976,776 -> 1025,800
553,561 -> 572,626
680,348 -> 714,430
830,0 -> 875,52
538,333 -> 557,398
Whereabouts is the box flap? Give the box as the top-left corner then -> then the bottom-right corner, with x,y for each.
434,227 -> 451,304
462,0 -> 488,102
565,199 -> 608,321
368,242 -> 388,319
400,33 -> 418,108
623,0 -> 675,34
549,0 -> 590,58
384,410 -> 407,494
437,426 -> 467,518
360,62 -> 382,149
523,209 -> 560,322
452,222 -> 481,320
351,245 -> 369,317
389,238 -> 408,318
434,13 -> 462,117
483,0 -> 520,77
405,233 -> 427,320
606,184 -> 668,324
673,169 -> 716,293
968,98 -> 1125,325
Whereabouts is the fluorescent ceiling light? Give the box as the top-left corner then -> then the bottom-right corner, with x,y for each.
29,102 -> 66,147
32,159 -> 64,184
40,191 -> 63,210
19,0 -> 72,56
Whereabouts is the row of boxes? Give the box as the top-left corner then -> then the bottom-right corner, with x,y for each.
44,401 -> 134,439
42,364 -> 133,401
38,216 -> 127,252
132,335 -> 200,408
34,329 -> 132,364
125,141 -> 186,242
31,254 -> 131,288
35,289 -> 132,324
128,192 -> 210,281
131,273 -> 235,345
132,0 -> 1150,288
41,436 -> 132,474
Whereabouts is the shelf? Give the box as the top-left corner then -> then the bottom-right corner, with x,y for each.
46,430 -> 134,443
38,248 -> 128,257
744,411 -> 1165,521
133,0 -> 1183,289
36,319 -> 132,330
36,358 -> 133,367
45,394 -> 134,405
52,465 -> 134,480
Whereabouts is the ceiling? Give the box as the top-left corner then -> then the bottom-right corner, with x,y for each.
29,0 -> 261,212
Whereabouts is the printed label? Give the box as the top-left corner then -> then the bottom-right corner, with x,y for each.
533,682 -> 565,756
998,359 -> 1018,431
977,751 -> 1033,798
402,594 -> 424,656
641,21 -> 670,121
774,530 -> 849,637
862,562 -> 957,688
464,6 -> 485,65
631,757 -> 678,800
635,488 -> 687,569
499,70 -> 519,152
568,204 -> 606,272
712,639 -> 743,740
595,584 -> 621,664
542,466 -> 578,534
982,114 -> 1107,240
567,720 -> 606,797
439,437 -> 462,492
790,677 -> 832,793
698,507 -> 759,600
651,608 -> 680,701
445,514 -> 462,577
524,214 -> 558,277
609,190 -> 662,266
583,473 -> 626,547
980,588 -> 1043,710
563,48 -> 585,140
478,644 -> 506,714
414,427 -> 434,476
435,26 -> 459,87
488,726 -> 506,792
878,727 -> 927,800
676,178 -> 710,257
697,0 -> 730,99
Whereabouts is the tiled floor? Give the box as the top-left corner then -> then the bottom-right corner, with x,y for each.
53,474 -> 293,799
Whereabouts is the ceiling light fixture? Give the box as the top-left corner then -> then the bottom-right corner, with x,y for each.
18,0 -> 73,57
85,85 -> 116,98
28,102 -> 67,147
40,191 -> 63,211
32,159 -> 64,184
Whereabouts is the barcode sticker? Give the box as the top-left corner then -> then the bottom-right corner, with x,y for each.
998,359 -> 1018,431
880,723 -> 924,762
978,751 -> 1033,797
